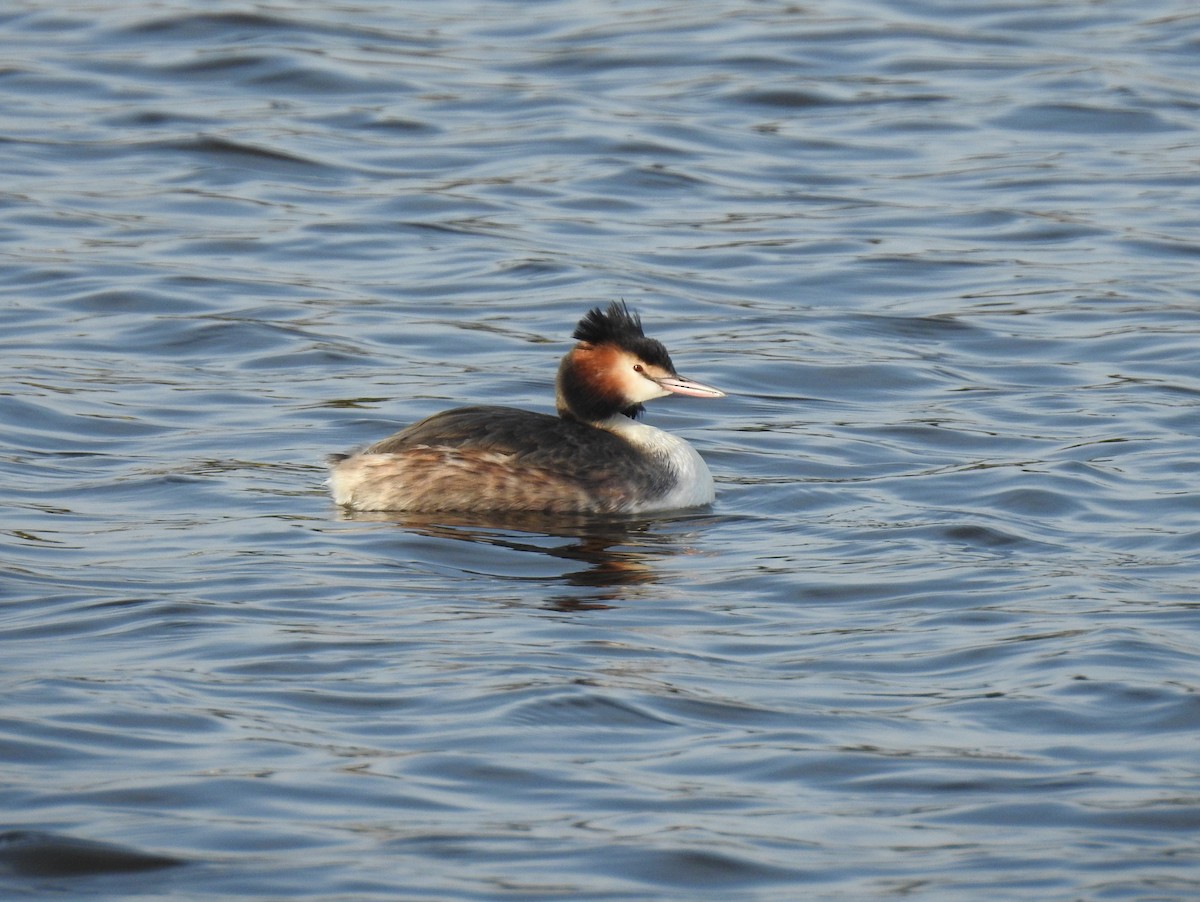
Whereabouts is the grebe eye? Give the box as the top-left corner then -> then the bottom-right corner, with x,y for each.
633,364 -> 644,373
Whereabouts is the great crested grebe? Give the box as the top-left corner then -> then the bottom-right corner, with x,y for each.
328,301 -> 725,514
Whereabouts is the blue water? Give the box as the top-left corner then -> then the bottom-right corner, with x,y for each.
2,1 -> 1199,898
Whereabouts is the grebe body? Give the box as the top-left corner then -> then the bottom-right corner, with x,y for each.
329,302 -> 724,514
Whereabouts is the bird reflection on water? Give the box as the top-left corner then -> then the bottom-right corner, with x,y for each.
334,508 -> 720,611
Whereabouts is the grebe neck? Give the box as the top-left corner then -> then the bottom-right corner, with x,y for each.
555,348 -> 643,423
599,414 -> 717,511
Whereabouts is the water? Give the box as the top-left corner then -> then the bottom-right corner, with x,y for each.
2,0 -> 1199,898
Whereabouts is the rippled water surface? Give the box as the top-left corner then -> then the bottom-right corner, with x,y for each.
3,1 -> 1199,898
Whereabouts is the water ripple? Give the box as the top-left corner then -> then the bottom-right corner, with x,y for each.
2,0 -> 1199,899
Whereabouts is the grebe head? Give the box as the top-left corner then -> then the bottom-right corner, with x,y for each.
555,301 -> 725,423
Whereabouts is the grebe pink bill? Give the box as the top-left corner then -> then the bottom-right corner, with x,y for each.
328,302 -> 725,515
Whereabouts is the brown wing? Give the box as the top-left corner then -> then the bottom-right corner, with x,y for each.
333,406 -> 669,513
330,446 -> 633,512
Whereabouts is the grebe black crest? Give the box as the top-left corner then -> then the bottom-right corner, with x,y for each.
574,301 -> 661,357
329,302 -> 725,514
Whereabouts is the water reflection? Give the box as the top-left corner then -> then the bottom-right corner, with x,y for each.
335,508 -> 715,609
0,831 -> 183,878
